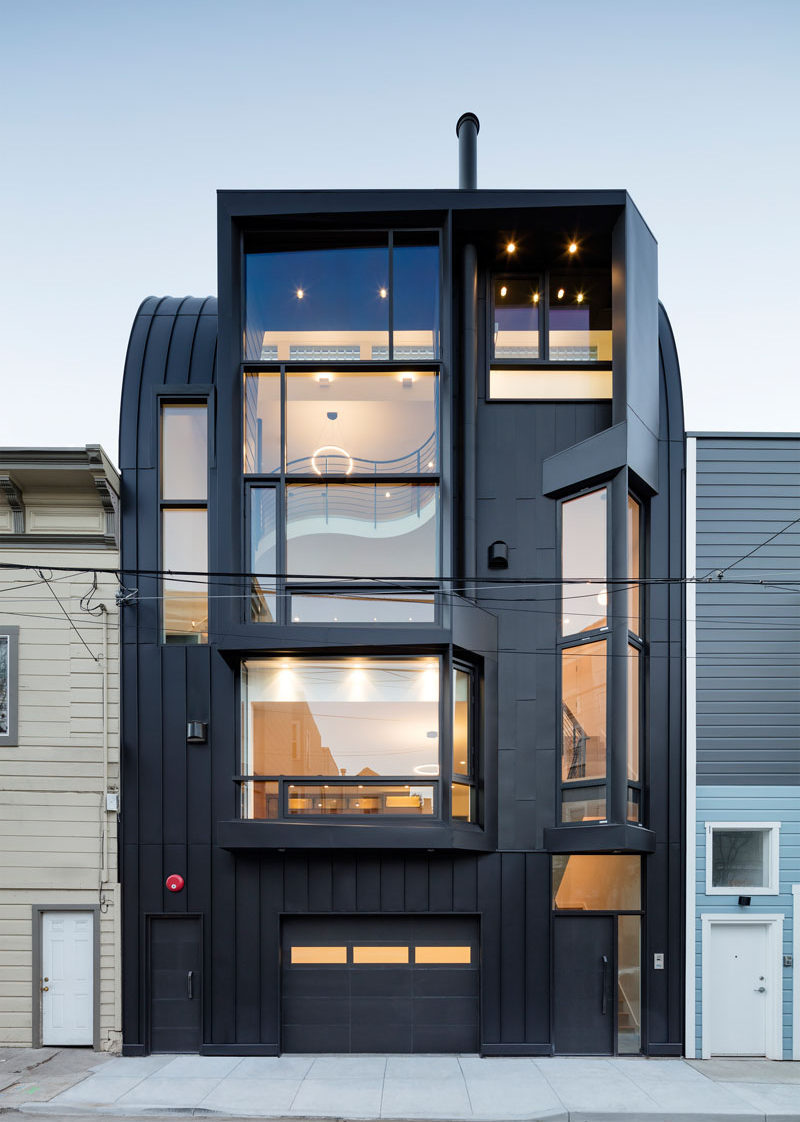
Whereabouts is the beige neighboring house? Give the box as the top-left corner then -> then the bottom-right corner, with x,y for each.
0,447 -> 120,1052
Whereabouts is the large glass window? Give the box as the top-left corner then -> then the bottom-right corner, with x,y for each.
245,368 -> 440,624
239,656 -> 478,825
160,403 -> 208,644
562,489 -> 607,635
561,642 -> 607,784
493,275 -> 540,359
552,855 -> 641,911
707,824 -> 779,894
245,232 -> 439,362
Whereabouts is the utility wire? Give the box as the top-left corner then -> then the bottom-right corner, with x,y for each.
36,570 -> 100,662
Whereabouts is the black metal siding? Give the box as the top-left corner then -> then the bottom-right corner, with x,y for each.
695,436 -> 800,785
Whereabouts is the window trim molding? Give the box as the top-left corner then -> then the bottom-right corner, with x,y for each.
704,821 -> 781,896
0,624 -> 19,747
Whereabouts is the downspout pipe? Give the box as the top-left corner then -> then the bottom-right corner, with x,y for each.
457,113 -> 479,600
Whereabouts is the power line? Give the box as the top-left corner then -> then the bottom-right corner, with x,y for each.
36,570 -> 100,662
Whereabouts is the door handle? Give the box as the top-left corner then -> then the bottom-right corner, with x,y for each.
755,986 -> 766,993
601,955 -> 609,1015
187,971 -> 194,1000
40,986 -> 49,992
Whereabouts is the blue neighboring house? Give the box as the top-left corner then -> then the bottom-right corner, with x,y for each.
687,433 -> 800,1060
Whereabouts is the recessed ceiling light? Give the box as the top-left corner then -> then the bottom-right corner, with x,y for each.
385,491 -> 391,498
557,288 -> 565,300
506,241 -> 516,254
296,288 -> 304,299
500,285 -> 507,297
577,292 -> 584,303
379,287 -> 388,299
568,242 -> 578,254
533,292 -> 540,304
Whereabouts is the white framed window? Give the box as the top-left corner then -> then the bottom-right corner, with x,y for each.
705,822 -> 780,896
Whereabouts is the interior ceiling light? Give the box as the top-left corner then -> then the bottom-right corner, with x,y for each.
317,373 -> 331,386
533,292 -> 540,304
379,287 -> 388,299
311,445 -> 354,475
413,763 -> 440,776
401,373 -> 414,388
296,288 -> 305,299
505,241 -> 516,254
568,241 -> 578,254
385,491 -> 391,498
577,292 -> 584,303
557,288 -> 565,300
500,285 -> 508,297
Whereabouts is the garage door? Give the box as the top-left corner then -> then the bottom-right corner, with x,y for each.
282,916 -> 479,1053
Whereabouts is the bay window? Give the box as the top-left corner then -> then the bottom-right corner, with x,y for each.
238,657 -> 478,824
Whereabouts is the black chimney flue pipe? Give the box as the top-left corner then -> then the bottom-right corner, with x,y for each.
456,112 -> 479,189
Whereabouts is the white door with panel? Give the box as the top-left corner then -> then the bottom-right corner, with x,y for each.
707,920 -> 772,1056
41,911 -> 93,1046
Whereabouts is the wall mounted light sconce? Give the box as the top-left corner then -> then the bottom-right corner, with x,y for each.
488,540 -> 509,569
738,895 -> 752,907
186,721 -> 207,743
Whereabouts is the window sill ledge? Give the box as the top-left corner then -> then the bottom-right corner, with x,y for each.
544,823 -> 656,854
217,819 -> 495,852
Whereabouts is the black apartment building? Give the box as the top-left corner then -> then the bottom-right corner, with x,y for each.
119,117 -> 685,1056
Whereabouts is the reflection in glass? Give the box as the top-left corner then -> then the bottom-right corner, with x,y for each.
493,276 -> 540,358
286,370 -> 438,474
250,488 -> 278,622
561,785 -> 606,823
244,372 -> 281,474
240,781 -> 279,820
617,916 -> 641,1053
451,783 -> 472,822
241,657 -> 440,778
711,828 -> 770,888
549,271 -> 612,361
161,404 -> 207,500
561,641 -> 606,781
286,483 -> 438,581
162,508 -> 207,644
489,367 -> 612,400
628,496 -> 641,634
289,591 -> 435,624
287,784 -> 435,816
562,489 -> 607,634
245,241 -> 390,361
392,235 -> 440,359
627,787 -> 641,824
627,645 -> 640,782
552,855 -> 641,910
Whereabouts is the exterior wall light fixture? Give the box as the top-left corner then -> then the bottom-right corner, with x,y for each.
186,721 -> 207,743
488,540 -> 509,569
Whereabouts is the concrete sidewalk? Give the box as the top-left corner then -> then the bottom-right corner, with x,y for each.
1,1049 -> 799,1120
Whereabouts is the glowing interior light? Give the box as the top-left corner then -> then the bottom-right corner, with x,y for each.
311,445 -> 354,475
427,460 -> 434,468
379,287 -> 388,299
500,285 -> 508,297
568,242 -> 578,254
401,373 -> 415,387
506,241 -> 516,254
577,292 -> 584,303
385,491 -> 391,498
317,373 -> 332,386
296,288 -> 304,299
533,292 -> 540,303
292,616 -> 300,622
597,590 -> 608,607
413,763 -> 440,776
557,288 -> 565,300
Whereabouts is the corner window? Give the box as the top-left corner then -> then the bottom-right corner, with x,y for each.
244,231 -> 439,362
238,656 -> 479,825
160,403 -> 208,644
706,823 -> 780,895
0,625 -> 19,747
245,368 -> 440,624
490,268 -> 612,400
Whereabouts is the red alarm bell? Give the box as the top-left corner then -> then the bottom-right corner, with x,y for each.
166,874 -> 185,893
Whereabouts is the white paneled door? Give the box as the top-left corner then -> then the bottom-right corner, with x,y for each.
706,920 -> 774,1057
41,911 -> 93,1046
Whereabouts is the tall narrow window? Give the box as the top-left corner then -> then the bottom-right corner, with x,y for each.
628,496 -> 641,636
562,488 -> 607,635
161,403 -> 208,644
452,665 -> 474,823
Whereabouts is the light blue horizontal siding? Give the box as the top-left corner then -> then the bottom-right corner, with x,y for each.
695,787 -> 799,1059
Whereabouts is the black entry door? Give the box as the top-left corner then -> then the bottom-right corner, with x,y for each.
148,916 -> 202,1053
553,915 -> 614,1054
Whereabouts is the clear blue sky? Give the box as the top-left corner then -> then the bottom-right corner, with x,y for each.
1,0 -> 798,462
